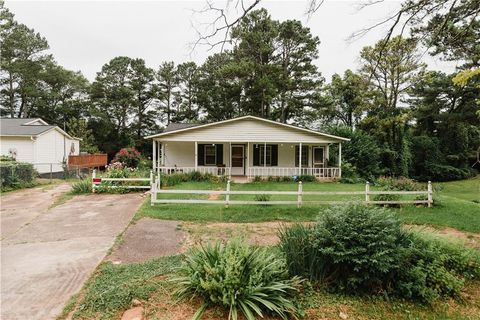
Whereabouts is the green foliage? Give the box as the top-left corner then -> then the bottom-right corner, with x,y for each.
71,179 -> 92,194
296,175 -> 316,182
327,126 -> 382,180
254,193 -> 271,202
66,118 -> 98,154
160,171 -> 226,187
423,163 -> 475,182
173,239 -> 301,320
0,161 -> 37,191
279,205 -> 480,304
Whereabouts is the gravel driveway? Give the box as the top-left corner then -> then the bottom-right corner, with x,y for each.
0,185 -> 144,320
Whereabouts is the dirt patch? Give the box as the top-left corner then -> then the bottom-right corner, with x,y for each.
207,189 -> 222,200
180,221 -> 303,248
406,225 -> 480,249
108,218 -> 185,264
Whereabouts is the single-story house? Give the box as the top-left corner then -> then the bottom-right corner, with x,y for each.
0,118 -> 81,174
145,115 -> 349,180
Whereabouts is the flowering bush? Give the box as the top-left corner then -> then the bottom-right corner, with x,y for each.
112,148 -> 141,168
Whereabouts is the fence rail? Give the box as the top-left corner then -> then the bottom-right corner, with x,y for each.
151,180 -> 433,208
91,170 -> 152,192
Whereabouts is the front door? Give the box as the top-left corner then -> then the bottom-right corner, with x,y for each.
313,147 -> 325,168
231,145 -> 244,175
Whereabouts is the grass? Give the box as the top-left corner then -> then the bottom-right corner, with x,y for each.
65,255 -> 480,320
139,176 -> 480,232
62,256 -> 181,320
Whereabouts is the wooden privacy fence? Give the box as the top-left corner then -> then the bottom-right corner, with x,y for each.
69,154 -> 108,168
91,169 -> 152,192
151,180 -> 433,208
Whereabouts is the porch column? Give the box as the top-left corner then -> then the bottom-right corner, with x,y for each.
338,142 -> 342,178
246,142 -> 249,177
229,142 -> 232,177
194,141 -> 198,171
152,139 -> 157,172
299,142 -> 302,175
161,142 -> 165,166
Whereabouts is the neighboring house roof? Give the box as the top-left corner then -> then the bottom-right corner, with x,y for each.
0,118 -> 80,140
145,115 -> 350,142
164,123 -> 200,133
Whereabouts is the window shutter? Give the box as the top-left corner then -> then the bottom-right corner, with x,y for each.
271,144 -> 278,166
216,144 -> 223,165
197,144 -> 205,166
253,144 -> 260,166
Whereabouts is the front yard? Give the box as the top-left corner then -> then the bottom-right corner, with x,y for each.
62,176 -> 480,320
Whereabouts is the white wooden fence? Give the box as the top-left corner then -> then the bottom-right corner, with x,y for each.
151,180 -> 433,208
91,170 -> 152,192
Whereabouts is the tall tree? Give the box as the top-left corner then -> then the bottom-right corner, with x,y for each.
359,36 -> 425,176
156,61 -> 179,125
275,19 -> 322,123
175,62 -> 199,122
0,2 -> 52,117
322,70 -> 366,128
231,9 -> 280,118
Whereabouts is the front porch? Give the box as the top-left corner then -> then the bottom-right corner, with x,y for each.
152,141 -> 343,181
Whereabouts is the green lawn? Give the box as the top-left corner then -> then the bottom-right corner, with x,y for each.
138,176 -> 480,232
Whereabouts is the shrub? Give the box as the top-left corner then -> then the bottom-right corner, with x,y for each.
173,239 -> 302,320
71,179 -> 92,194
296,175 -> 316,182
160,171 -> 226,187
423,162 -> 474,182
279,205 -> 480,304
0,161 -> 37,191
113,147 -> 141,168
376,176 -> 424,191
254,193 -> 271,202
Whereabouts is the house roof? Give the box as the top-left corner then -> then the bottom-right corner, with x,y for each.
0,118 -> 80,140
164,123 -> 200,133
145,115 -> 350,142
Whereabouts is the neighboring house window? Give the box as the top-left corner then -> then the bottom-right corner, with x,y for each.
204,145 -> 216,165
259,145 -> 272,166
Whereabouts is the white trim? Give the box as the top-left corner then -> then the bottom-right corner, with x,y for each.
145,115 -> 350,142
204,144 -> 217,166
23,118 -> 48,125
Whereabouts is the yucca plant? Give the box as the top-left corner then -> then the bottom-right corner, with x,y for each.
71,179 -> 92,194
172,239 -> 302,320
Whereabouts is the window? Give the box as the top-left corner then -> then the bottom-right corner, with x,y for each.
259,145 -> 272,166
204,145 -> 216,165
295,146 -> 308,167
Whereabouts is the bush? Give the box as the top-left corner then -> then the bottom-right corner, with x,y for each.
71,179 -> 92,194
295,175 -> 316,182
279,205 -> 480,304
0,161 -> 37,191
112,147 -> 141,168
173,239 -> 302,320
423,162 -> 474,182
254,193 -> 271,202
160,171 -> 226,187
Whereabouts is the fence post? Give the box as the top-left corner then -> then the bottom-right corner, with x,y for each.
427,181 -> 432,207
151,176 -> 156,206
92,169 -> 96,193
297,181 -> 303,208
157,171 -> 161,189
225,180 -> 231,208
365,181 -> 370,204
149,170 -> 153,191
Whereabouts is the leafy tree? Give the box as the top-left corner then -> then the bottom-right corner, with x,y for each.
66,118 -> 98,154
359,36 -> 425,176
322,70 -> 366,127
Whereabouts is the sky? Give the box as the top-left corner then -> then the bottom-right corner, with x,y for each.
6,0 -> 459,82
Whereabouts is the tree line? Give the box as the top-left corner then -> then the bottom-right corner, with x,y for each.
1,2 -> 478,181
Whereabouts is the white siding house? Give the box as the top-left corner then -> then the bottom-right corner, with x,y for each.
0,118 -> 80,174
145,116 -> 349,180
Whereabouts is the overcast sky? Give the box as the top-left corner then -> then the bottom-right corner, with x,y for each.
6,0 -> 459,81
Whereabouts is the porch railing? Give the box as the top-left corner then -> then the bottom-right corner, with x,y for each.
157,166 -> 231,176
247,167 -> 340,179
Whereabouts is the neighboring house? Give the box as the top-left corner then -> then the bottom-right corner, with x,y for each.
0,118 -> 81,174
145,115 -> 349,180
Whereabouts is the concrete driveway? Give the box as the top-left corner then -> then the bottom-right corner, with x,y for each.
1,184 -> 145,320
